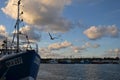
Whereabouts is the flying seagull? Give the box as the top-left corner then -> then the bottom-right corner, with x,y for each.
48,32 -> 58,40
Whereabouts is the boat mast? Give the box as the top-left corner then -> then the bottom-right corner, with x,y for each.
17,0 -> 21,52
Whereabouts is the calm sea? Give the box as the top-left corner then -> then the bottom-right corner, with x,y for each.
37,64 -> 120,80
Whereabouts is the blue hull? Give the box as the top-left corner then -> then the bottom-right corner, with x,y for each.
0,50 -> 40,80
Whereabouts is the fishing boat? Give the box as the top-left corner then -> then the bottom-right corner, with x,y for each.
0,0 -> 40,80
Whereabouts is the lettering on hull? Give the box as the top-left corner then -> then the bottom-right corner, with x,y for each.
5,57 -> 23,68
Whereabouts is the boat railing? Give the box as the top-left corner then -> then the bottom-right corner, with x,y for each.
0,41 -> 38,58
20,42 -> 38,53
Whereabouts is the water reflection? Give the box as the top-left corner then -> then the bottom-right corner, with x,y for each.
83,65 -> 102,80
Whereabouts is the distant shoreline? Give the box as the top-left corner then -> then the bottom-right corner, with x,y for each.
41,57 -> 120,64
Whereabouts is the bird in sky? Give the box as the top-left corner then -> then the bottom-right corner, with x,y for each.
48,32 -> 59,40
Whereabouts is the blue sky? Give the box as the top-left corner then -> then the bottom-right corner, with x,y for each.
0,0 -> 120,58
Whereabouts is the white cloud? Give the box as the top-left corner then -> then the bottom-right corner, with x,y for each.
71,46 -> 86,53
0,25 -> 7,40
2,0 -> 72,32
48,40 -> 72,50
39,40 -> 100,57
84,42 -> 91,47
107,25 -> 119,37
114,48 -> 120,53
39,41 -> 72,58
84,42 -> 100,48
39,47 -> 51,54
71,42 -> 100,53
92,43 -> 100,48
0,25 -> 8,47
105,48 -> 120,57
19,25 -> 41,42
84,26 -> 105,40
84,25 -> 120,40
39,47 -> 63,58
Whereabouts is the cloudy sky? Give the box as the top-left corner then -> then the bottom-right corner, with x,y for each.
0,0 -> 120,58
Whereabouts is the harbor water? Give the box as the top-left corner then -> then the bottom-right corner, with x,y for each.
37,64 -> 120,80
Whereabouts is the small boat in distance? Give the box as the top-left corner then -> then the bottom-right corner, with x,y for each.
0,0 -> 41,80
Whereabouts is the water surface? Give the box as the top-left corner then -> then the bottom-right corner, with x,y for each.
37,64 -> 120,80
